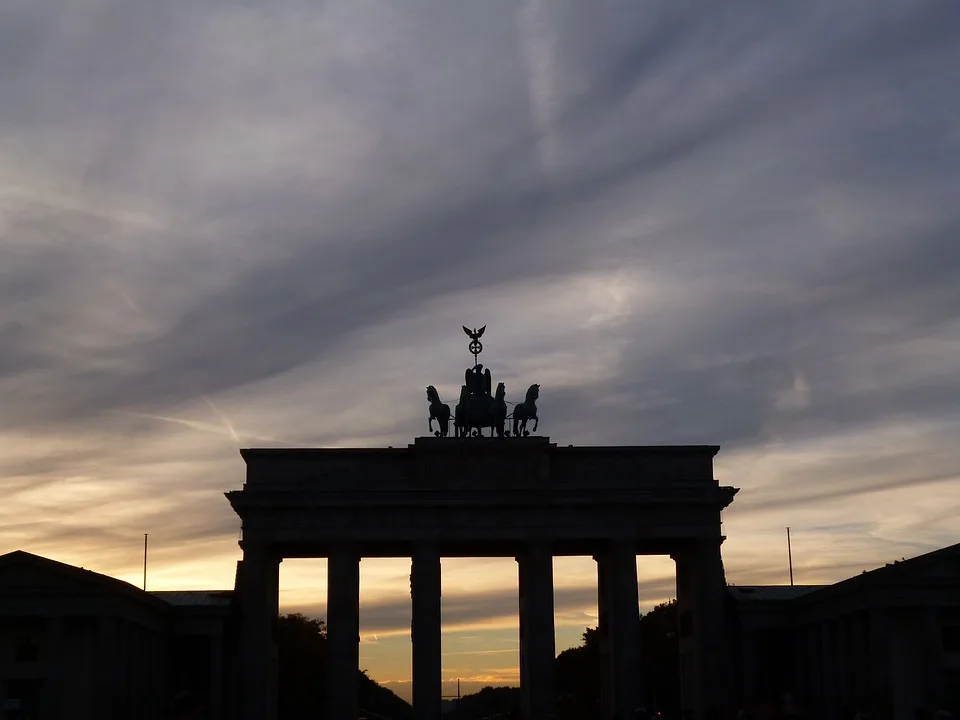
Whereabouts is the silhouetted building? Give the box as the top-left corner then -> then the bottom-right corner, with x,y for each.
729,542 -> 960,719
0,551 -> 234,720
4,539 -> 960,720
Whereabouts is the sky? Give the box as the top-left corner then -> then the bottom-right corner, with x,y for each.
2,0 -> 960,701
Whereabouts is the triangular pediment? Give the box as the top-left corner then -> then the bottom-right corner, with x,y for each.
0,562 -> 81,590
847,542 -> 960,588
0,550 -> 136,595
883,546 -> 960,582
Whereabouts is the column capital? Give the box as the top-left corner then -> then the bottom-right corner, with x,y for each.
516,540 -> 553,562
240,538 -> 282,563
412,541 -> 441,558
328,543 -> 361,560
592,537 -> 637,560
670,535 -> 726,561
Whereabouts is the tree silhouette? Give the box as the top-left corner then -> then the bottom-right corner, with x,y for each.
555,626 -> 602,718
277,613 -> 327,720
275,605 -> 680,720
541,601 -> 679,718
275,613 -> 412,720
446,686 -> 521,719
639,600 -> 681,715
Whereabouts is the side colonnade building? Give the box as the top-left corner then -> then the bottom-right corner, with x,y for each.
227,437 -> 739,720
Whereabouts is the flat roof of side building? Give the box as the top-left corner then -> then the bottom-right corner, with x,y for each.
151,590 -> 233,607
727,585 -> 824,602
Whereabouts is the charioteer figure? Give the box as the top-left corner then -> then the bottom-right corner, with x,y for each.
465,363 -> 492,398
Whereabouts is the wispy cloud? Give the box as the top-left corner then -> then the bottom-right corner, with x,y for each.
2,0 -> 959,695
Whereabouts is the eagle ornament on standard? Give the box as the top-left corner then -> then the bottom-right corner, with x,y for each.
425,326 -> 540,438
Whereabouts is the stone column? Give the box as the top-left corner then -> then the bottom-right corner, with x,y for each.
41,616 -> 63,719
792,624 -> 805,711
868,609 -> 891,715
596,542 -> 640,719
238,539 -> 281,720
821,620 -> 836,720
806,622 -> 820,714
411,545 -> 443,720
149,628 -> 163,720
327,546 -> 361,720
861,611 -> 872,704
518,542 -> 557,720
797,624 -> 809,709
923,607 -> 944,708
837,615 -> 850,714
812,621 -> 824,717
98,616 -> 119,715
672,539 -> 730,720
209,630 -> 224,720
740,627 -> 758,707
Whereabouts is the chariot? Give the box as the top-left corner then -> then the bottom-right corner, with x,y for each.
426,326 -> 540,438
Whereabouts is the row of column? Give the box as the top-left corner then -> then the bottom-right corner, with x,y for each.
238,540 -> 727,720
324,543 -> 599,720
798,608 -> 945,718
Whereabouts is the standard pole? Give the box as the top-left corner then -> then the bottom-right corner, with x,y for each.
786,527 -> 794,586
143,533 -> 148,590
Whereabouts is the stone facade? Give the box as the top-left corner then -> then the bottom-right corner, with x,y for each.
6,438 -> 956,720
0,551 -> 233,720
227,437 -> 739,720
729,542 -> 960,718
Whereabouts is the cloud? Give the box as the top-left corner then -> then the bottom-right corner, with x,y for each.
2,0 -> 960,689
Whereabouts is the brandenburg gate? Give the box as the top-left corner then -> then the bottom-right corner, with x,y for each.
227,328 -> 738,720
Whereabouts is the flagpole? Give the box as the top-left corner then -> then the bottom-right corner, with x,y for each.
786,527 -> 794,586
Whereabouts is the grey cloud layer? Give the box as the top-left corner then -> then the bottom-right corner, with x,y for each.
2,1 -> 960,567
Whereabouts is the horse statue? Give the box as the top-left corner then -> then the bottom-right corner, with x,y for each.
512,383 -> 540,436
491,382 -> 507,437
425,385 -> 451,437
454,385 -> 471,437
455,381 -> 509,437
